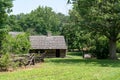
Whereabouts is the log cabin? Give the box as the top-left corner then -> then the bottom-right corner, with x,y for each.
29,35 -> 67,58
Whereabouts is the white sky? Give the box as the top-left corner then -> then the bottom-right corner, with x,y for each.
12,0 -> 72,15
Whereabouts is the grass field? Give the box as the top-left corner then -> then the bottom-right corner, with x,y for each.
0,52 -> 120,80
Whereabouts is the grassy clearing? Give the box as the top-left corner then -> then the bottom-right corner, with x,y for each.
0,52 -> 120,80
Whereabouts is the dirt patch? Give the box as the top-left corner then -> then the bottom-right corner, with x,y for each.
0,62 -> 43,73
16,62 -> 43,71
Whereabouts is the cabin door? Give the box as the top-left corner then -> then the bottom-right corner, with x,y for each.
56,49 -> 60,57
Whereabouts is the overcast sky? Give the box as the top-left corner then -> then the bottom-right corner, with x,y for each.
12,0 -> 72,15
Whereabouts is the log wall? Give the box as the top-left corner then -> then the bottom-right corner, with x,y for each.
29,49 -> 66,58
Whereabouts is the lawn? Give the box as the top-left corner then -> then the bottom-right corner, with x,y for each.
0,52 -> 120,80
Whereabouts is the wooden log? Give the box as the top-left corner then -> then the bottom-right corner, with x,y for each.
27,53 -> 35,65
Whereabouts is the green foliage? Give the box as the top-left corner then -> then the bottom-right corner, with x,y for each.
31,6 -> 61,35
117,40 -> 120,53
0,29 -> 8,54
1,32 -> 31,54
0,0 -> 13,28
67,52 -> 82,57
1,34 -> 14,54
63,8 -> 94,51
92,36 -> 109,59
7,15 -> 23,31
8,6 -> 62,35
0,32 -> 30,71
0,53 -> 19,71
0,0 -> 13,53
13,33 -> 31,54
63,9 -> 109,59
71,0 -> 120,59
0,53 -> 10,71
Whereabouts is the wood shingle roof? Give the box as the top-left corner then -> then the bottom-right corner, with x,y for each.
30,36 -> 67,49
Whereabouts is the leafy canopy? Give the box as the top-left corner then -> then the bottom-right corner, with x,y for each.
0,0 -> 13,28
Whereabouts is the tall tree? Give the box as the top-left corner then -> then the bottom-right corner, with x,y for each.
0,0 -> 13,28
0,0 -> 13,52
29,6 -> 60,35
71,0 -> 120,59
62,9 -> 93,51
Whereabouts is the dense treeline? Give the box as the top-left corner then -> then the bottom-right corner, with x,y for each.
7,6 -> 68,35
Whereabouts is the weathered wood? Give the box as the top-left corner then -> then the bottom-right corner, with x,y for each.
13,57 -> 26,67
40,51 -> 46,62
27,53 -> 35,65
34,51 -> 46,62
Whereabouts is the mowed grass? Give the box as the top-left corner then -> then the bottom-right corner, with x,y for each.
0,52 -> 120,80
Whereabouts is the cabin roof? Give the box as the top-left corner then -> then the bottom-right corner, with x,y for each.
30,36 -> 67,49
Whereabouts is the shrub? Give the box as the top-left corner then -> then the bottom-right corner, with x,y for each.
90,36 -> 109,59
117,40 -> 120,53
0,53 -> 19,71
0,53 -> 10,71
13,33 -> 31,54
0,29 -> 8,54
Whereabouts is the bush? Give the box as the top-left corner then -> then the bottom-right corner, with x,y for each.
0,53 -> 10,71
1,33 -> 31,54
13,33 -> 31,54
117,40 -> 120,53
0,29 -> 8,54
90,36 -> 109,59
97,38 -> 109,59
0,53 -> 18,71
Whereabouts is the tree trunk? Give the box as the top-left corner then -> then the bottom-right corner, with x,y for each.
109,39 -> 117,60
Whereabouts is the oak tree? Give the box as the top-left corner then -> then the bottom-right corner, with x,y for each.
71,0 -> 120,59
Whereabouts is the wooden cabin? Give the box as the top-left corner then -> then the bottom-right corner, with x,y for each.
29,36 -> 67,58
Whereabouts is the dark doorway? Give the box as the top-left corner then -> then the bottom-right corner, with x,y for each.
56,49 -> 60,57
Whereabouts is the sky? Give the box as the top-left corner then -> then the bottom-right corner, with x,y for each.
12,0 -> 72,15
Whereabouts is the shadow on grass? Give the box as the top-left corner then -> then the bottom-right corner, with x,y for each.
48,58 -> 120,68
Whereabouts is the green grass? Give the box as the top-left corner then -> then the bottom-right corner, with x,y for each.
0,53 -> 120,80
